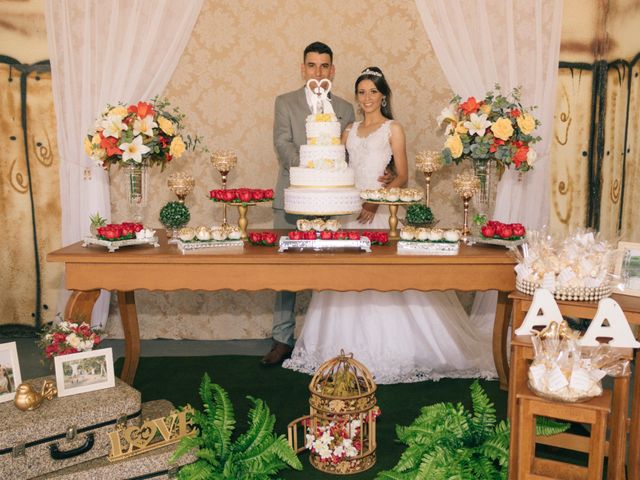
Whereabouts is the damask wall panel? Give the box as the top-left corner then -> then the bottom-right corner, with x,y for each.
105,0 -> 456,339
0,63 -> 37,327
549,68 -> 593,236
23,70 -> 63,325
599,64 -> 630,240
621,62 -> 640,241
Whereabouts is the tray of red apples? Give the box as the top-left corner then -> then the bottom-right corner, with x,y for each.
476,220 -> 526,247
209,188 -> 274,204
278,230 -> 375,253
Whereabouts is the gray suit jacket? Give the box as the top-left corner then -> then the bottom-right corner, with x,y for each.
272,86 -> 355,210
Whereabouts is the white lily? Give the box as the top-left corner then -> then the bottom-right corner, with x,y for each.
101,114 -> 127,138
120,135 -> 150,163
463,113 -> 492,136
437,104 -> 458,126
133,114 -> 158,137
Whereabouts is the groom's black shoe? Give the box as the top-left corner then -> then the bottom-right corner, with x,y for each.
261,341 -> 293,366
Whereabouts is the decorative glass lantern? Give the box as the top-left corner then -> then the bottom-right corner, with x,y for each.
288,351 -> 380,475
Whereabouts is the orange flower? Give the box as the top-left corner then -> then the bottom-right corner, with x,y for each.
460,97 -> 480,115
127,101 -> 155,119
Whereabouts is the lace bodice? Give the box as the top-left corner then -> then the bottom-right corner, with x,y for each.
346,120 -> 393,190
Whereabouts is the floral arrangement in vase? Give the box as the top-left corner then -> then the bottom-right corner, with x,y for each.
85,96 -> 198,171
38,320 -> 102,360
438,85 -> 541,172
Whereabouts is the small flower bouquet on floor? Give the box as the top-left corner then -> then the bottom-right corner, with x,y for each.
305,414 -> 379,463
38,320 -> 102,360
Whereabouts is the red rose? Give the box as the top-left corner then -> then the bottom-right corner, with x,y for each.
460,97 -> 480,115
348,231 -> 360,240
512,224 -> 526,237
499,227 -> 513,239
92,335 -> 101,345
288,231 -> 302,240
133,223 -> 143,232
263,189 -> 274,199
510,108 -> 521,117
249,232 -> 262,243
304,231 -> 317,240
222,190 -> 236,202
45,344 -> 59,358
481,225 -> 496,238
251,190 -> 264,201
263,232 -> 277,245
334,231 -> 347,240
320,231 -> 333,240
238,189 -> 252,203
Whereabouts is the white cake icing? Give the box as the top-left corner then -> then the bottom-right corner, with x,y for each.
284,188 -> 362,215
290,166 -> 355,187
284,112 -> 360,215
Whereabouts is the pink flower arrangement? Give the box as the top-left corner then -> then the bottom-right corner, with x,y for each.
38,320 -> 102,359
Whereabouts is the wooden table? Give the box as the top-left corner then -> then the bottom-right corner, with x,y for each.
47,232 -> 517,386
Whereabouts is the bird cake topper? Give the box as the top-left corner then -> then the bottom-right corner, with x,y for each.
306,78 -> 335,115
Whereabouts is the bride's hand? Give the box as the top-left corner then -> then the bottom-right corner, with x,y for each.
357,203 -> 378,224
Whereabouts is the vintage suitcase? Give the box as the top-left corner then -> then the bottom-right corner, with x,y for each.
0,376 -> 141,480
40,400 -> 196,479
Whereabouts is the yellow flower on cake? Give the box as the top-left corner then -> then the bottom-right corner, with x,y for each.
157,116 -> 175,136
491,117 -> 514,141
169,136 -> 186,158
309,138 -> 317,145
445,134 -> 463,159
517,113 -> 536,135
331,137 -> 340,145
120,135 -> 150,163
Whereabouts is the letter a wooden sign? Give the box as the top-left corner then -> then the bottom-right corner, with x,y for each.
579,298 -> 640,348
514,289 -> 563,336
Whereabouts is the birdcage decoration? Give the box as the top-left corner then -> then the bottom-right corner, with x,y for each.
288,350 -> 380,475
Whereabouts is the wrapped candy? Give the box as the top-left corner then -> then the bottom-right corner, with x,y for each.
528,321 -> 630,402
512,228 -> 615,301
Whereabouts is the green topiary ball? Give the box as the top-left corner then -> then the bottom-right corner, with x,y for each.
159,201 -> 190,229
406,204 -> 434,225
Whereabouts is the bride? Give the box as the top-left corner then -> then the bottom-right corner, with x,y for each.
283,67 -> 496,384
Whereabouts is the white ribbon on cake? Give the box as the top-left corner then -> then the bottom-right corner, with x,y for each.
306,79 -> 335,115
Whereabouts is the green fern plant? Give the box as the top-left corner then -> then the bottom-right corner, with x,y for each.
376,380 -> 569,480
171,373 -> 303,479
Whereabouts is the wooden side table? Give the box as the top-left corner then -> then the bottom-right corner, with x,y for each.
508,291 -> 640,480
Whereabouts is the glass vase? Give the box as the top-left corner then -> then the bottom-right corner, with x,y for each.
471,158 -> 493,218
127,163 -> 148,224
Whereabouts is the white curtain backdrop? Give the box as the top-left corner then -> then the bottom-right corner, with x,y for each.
45,0 -> 203,327
414,0 -> 563,332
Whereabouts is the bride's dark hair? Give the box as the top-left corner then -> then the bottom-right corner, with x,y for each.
355,66 -> 393,119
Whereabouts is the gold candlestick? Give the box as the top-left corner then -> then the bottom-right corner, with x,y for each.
167,172 -> 195,203
453,173 -> 480,243
415,150 -> 443,208
210,150 -> 237,226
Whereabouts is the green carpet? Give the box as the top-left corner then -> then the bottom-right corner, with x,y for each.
117,355 -> 509,479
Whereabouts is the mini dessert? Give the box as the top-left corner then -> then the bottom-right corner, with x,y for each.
297,219 -> 312,232
195,226 -> 211,241
178,227 -> 195,242
227,226 -> 242,240
324,219 -> 341,232
444,229 -> 461,242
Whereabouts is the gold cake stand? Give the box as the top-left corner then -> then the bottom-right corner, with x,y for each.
363,200 -> 422,240
213,200 -> 272,240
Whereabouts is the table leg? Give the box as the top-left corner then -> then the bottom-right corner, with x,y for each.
493,291 -> 512,390
117,291 -> 140,386
64,290 -> 101,321
629,349 -> 640,480
607,375 -> 629,480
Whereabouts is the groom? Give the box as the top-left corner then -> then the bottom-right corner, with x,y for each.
262,41 -> 355,366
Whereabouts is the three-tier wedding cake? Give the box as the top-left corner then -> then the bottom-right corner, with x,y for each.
284,108 -> 361,216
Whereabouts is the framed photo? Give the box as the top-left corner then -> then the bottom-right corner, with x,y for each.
0,342 -> 22,403
54,348 -> 115,397
614,242 -> 640,297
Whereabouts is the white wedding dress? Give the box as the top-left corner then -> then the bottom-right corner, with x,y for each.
283,120 -> 497,384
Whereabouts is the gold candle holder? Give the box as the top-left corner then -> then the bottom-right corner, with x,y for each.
415,150 -> 443,208
167,172 -> 195,203
210,150 -> 237,226
453,173 -> 480,243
